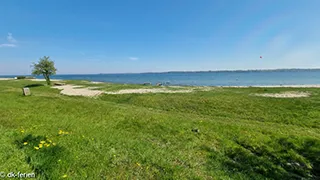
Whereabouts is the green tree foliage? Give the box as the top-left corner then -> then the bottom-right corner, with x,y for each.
31,56 -> 57,85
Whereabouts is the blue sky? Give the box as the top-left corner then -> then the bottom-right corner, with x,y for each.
1,0 -> 320,74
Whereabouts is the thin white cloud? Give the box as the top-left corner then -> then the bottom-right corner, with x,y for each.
266,34 -> 291,50
7,33 -> 17,43
279,45 -> 320,67
0,33 -> 17,48
261,33 -> 292,57
129,57 -> 139,61
0,44 -> 16,47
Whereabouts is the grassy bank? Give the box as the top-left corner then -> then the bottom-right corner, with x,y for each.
0,80 -> 319,179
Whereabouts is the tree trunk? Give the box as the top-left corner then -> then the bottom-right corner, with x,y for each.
43,74 -> 51,85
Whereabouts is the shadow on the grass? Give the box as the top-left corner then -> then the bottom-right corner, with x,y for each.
204,137 -> 320,179
24,84 -> 45,88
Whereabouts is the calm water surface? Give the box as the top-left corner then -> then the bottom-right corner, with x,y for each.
2,70 -> 320,86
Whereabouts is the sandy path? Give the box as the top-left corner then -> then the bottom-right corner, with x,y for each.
29,79 -> 62,82
46,83 -> 319,97
52,85 -> 104,97
0,78 -> 13,80
91,81 -> 104,84
255,91 -> 310,98
52,85 -> 194,96
104,88 -> 193,94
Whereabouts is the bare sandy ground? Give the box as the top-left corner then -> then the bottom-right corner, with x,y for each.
254,91 -> 311,98
52,85 -> 104,97
29,79 -> 61,82
104,88 -> 193,94
91,81 -> 104,84
0,78 -> 13,80
52,85 -> 194,96
53,85 -> 312,98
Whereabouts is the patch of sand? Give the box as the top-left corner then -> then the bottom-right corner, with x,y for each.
255,91 -> 310,98
52,85 -> 103,97
87,86 -> 101,90
105,88 -> 193,94
52,85 -> 195,96
30,79 -> 61,82
0,78 -> 13,80
168,86 -> 186,89
50,83 -> 315,97
91,81 -> 104,84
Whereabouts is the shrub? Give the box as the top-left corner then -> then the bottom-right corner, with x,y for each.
25,76 -> 35,79
16,76 -> 26,79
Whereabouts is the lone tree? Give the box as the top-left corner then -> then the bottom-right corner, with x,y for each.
32,56 -> 57,85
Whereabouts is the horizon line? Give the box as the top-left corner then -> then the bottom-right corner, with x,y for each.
1,68 -> 320,76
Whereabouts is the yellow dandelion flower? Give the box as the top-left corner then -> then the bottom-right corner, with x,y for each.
52,143 -> 56,146
62,174 -> 67,178
44,144 -> 50,147
58,130 -> 63,135
20,130 -> 25,133
40,140 -> 46,144
136,163 -> 141,167
39,144 -> 43,148
34,147 -> 39,150
23,142 -> 28,145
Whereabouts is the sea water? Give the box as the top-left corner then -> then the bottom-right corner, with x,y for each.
2,70 -> 320,86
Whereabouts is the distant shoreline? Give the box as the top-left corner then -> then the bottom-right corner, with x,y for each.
138,68 -> 320,74
99,68 -> 320,75
1,68 -> 320,76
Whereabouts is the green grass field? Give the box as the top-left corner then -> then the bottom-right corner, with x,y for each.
0,80 -> 319,179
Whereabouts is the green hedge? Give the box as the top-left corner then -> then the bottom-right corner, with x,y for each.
16,76 -> 26,79
16,76 -> 35,79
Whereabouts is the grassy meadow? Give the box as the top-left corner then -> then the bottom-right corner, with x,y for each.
0,80 -> 319,179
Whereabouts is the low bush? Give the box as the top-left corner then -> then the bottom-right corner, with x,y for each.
16,76 -> 26,79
